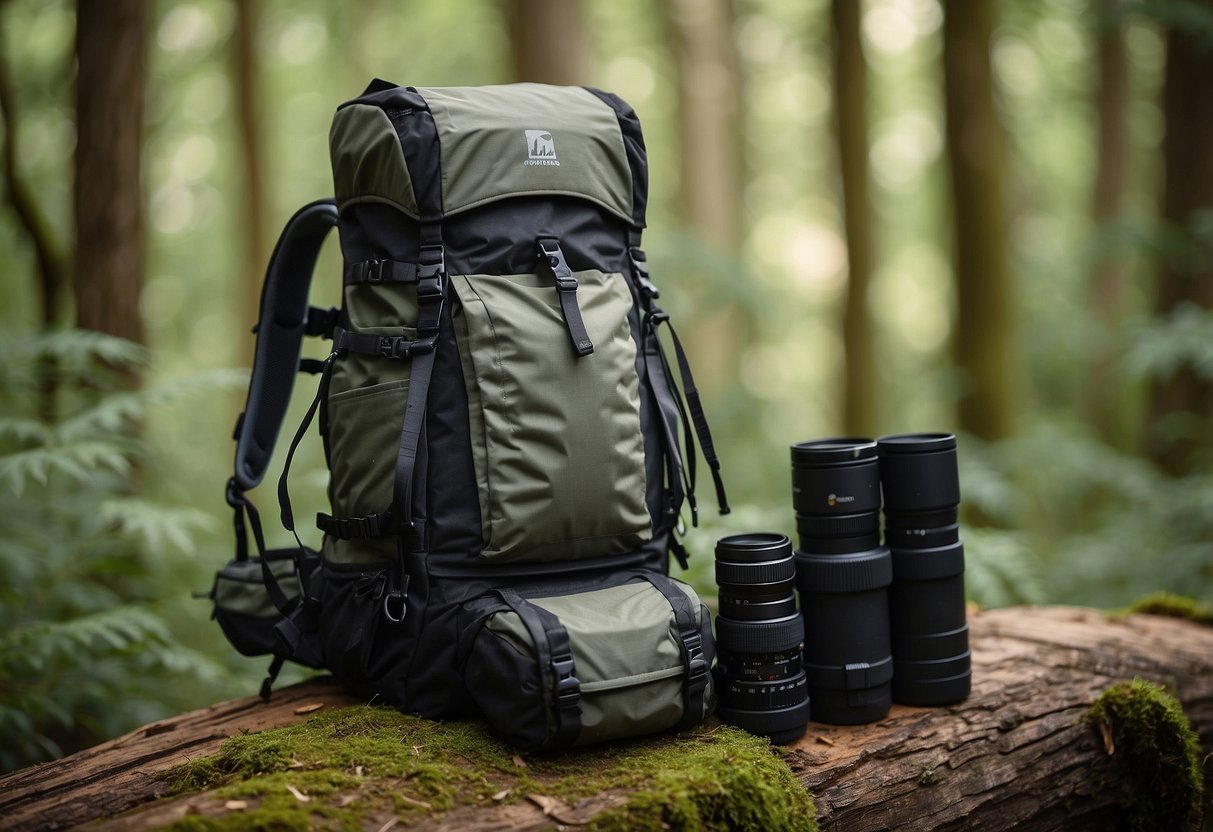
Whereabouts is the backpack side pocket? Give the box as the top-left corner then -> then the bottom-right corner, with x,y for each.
211,551 -> 300,657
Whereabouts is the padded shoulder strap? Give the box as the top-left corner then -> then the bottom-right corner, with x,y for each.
234,198 -> 339,490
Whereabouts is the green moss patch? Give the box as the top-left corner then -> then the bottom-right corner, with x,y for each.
1086,678 -> 1204,832
1123,592 -> 1213,625
160,707 -> 816,831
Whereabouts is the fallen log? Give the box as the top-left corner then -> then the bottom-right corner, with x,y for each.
0,605 -> 1209,831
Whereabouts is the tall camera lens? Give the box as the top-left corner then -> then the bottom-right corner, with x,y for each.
713,533 -> 810,744
791,439 -> 893,724
877,433 -> 971,706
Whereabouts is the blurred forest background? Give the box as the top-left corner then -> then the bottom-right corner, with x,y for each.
0,0 -> 1210,772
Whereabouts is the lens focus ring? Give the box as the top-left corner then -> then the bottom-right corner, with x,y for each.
715,555 -> 795,587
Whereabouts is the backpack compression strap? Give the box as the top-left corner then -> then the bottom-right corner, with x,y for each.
233,198 -> 339,492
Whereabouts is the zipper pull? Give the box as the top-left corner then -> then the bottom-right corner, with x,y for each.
538,237 -> 595,358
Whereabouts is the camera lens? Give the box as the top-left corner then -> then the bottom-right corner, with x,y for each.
713,533 -> 810,744
791,438 -> 882,552
877,433 -> 971,706
791,438 -> 893,725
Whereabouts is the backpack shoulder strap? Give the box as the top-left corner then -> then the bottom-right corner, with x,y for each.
233,198 -> 339,491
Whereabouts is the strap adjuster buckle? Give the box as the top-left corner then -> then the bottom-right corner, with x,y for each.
365,260 -> 385,283
417,245 -> 445,280
682,630 -> 708,682
552,654 -> 580,707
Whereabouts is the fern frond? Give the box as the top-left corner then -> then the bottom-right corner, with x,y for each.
0,441 -> 133,496
0,417 -> 51,446
54,368 -> 250,443
0,330 -> 147,371
97,498 -> 215,557
1123,302 -> 1213,382
0,605 -> 171,675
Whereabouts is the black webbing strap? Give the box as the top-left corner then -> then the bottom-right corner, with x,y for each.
639,317 -> 689,560
233,199 -> 338,491
345,259 -> 420,286
640,574 -> 710,730
645,311 -> 698,527
390,245 -> 444,538
659,320 -> 730,515
316,511 -> 390,539
537,237 -> 594,357
332,326 -> 438,360
277,352 -> 337,540
304,306 -> 339,338
647,313 -> 731,518
498,590 -> 582,748
259,654 -> 286,701
225,480 -> 295,617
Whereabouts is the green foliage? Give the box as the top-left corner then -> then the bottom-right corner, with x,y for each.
163,706 -> 816,832
0,331 -> 241,773
1086,678 -> 1204,832
1124,303 -> 1213,384
957,426 -> 1213,609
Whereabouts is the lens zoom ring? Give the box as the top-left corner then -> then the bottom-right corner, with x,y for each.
796,512 -> 880,538
890,542 -> 965,581
795,548 -> 893,593
715,555 -> 795,586
715,615 -> 804,654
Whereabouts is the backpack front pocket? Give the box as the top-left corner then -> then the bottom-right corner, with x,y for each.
451,269 -> 650,562
459,574 -> 714,751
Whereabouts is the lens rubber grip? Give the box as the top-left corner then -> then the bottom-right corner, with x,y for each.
794,547 -> 893,593
714,613 -> 804,654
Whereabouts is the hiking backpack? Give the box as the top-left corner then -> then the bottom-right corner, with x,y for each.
214,81 -> 730,751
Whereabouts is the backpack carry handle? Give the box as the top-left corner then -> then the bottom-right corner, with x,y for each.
233,198 -> 339,491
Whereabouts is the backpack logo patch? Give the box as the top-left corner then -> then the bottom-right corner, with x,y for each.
524,130 -> 560,166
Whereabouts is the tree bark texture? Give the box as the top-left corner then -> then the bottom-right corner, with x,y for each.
1085,0 -> 1132,448
73,0 -> 149,346
942,0 -> 1014,441
2,606 -> 1210,831
507,0 -> 587,85
232,0 -> 268,366
1146,0 -> 1213,476
831,0 -> 878,438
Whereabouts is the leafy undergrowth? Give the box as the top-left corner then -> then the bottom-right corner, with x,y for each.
1086,678 -> 1204,832
161,706 -> 817,831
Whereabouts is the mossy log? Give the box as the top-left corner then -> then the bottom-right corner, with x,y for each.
1,605 -> 1210,831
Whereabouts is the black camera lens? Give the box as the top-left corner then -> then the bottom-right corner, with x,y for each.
791,438 -> 893,725
713,533 -> 810,744
795,547 -> 893,723
791,438 -> 882,552
877,433 -> 971,706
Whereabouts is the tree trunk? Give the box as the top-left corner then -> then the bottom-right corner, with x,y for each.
831,0 -> 878,438
232,0 -> 268,365
1146,0 -> 1213,476
73,0 -> 149,349
507,0 -> 587,85
663,0 -> 747,399
3,606 -> 1210,831
0,11 -> 68,421
1085,0 -> 1132,448
942,0 -> 1014,441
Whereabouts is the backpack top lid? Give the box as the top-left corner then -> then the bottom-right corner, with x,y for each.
330,82 -> 645,227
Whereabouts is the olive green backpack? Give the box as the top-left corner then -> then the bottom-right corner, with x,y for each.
213,81 -> 730,751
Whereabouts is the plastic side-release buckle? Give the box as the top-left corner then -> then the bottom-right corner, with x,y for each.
552,653 -> 581,707
682,630 -> 709,684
